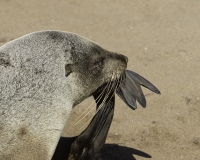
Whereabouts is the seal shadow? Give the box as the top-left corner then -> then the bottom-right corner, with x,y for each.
52,137 -> 151,160
101,144 -> 151,160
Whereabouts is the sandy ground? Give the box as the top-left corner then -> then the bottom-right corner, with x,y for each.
1,0 -> 200,159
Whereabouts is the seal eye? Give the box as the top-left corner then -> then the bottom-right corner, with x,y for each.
89,57 -> 104,75
94,57 -> 104,66
65,64 -> 72,77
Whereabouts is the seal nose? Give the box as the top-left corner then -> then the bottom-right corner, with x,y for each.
120,54 -> 128,63
114,53 -> 128,64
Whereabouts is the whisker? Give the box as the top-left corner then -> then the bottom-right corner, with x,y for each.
68,81 -> 111,129
69,73 -> 114,130
95,73 -> 114,104
95,73 -> 117,114
79,79 -> 117,131
100,68 -> 125,108
78,73 -> 115,131
74,68 -> 126,131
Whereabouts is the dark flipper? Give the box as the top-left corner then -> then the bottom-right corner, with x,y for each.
68,87 -> 115,160
116,72 -> 145,109
116,70 -> 160,110
126,70 -> 161,94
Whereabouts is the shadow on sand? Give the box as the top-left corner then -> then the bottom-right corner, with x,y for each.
101,144 -> 151,160
52,137 -> 151,160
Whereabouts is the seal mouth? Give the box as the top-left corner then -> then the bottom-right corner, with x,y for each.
93,70 -> 126,108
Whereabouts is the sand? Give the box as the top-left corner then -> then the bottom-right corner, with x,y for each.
0,0 -> 199,159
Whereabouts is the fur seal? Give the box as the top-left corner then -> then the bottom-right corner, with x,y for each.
0,31 -> 127,160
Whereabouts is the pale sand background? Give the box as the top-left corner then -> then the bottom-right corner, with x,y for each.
0,0 -> 200,159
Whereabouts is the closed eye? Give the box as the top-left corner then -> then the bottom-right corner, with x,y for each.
89,57 -> 104,75
94,57 -> 104,66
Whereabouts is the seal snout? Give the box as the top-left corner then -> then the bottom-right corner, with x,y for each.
124,55 -> 128,63
113,52 -> 128,64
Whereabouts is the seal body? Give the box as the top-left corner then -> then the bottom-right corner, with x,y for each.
0,31 -> 127,160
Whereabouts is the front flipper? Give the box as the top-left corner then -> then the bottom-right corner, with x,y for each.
126,70 -> 161,94
116,70 -> 160,110
68,94 -> 115,160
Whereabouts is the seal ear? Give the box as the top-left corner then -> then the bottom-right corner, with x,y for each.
65,64 -> 72,77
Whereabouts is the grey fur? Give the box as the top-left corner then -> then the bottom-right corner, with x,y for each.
0,31 -> 127,160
